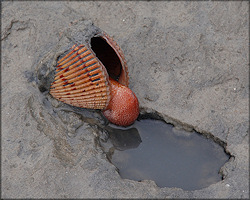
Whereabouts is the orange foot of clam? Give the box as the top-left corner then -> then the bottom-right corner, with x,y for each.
102,78 -> 139,127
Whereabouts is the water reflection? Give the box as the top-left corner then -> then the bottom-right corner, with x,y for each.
102,119 -> 230,191
106,126 -> 142,151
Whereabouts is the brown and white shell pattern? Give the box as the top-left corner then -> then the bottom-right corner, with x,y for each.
50,31 -> 129,110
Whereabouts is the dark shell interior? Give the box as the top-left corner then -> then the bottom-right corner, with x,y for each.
90,33 -> 129,87
91,37 -> 122,82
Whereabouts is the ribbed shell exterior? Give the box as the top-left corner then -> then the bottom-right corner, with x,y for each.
50,44 -> 111,109
50,31 -> 129,110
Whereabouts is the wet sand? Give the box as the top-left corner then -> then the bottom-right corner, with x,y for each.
2,1 -> 249,198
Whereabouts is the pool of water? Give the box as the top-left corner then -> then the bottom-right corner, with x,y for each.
101,119 -> 230,191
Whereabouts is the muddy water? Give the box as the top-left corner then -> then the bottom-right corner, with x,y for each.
101,119 -> 230,191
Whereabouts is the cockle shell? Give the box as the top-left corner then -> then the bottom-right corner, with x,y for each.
49,26 -> 139,126
50,31 -> 129,110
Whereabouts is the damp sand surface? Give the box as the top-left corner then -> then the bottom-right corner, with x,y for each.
106,119 -> 230,191
2,1 -> 248,198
